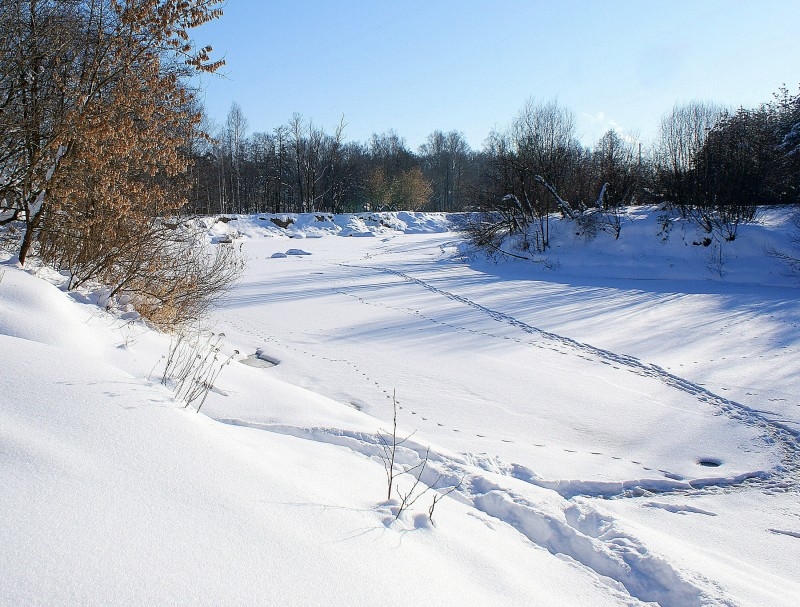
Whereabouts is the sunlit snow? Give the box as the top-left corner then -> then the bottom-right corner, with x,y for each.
2,209 -> 799,606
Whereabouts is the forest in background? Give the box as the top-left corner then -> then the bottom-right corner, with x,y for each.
192,92 -> 800,228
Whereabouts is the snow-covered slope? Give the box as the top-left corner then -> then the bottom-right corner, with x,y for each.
2,208 -> 799,606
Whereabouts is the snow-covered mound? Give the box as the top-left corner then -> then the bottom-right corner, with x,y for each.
203,211 -> 451,242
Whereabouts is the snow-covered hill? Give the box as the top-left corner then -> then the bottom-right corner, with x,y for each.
2,209 -> 799,606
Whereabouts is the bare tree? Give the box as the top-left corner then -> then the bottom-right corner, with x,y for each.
653,101 -> 724,212
369,130 -> 415,178
476,99 -> 582,251
594,130 -> 643,207
225,102 -> 249,212
419,130 -> 472,211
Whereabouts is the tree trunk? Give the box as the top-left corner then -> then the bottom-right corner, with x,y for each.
18,207 -> 43,266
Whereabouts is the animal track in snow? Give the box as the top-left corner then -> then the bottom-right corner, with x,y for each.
225,308 -> 747,492
768,528 -> 800,539
341,262 -> 800,491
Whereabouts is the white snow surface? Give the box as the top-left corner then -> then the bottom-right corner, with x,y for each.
2,208 -> 800,606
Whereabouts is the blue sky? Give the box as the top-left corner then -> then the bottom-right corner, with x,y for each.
194,0 -> 799,150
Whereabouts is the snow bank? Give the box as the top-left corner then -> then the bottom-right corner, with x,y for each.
0,267 -> 102,354
201,211 -> 452,241
465,205 -> 800,288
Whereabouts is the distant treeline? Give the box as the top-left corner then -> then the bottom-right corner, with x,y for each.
189,90 -> 800,227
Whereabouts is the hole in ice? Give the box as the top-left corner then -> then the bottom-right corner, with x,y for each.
697,457 -> 722,467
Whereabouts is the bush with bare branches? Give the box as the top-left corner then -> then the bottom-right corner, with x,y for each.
378,391 -> 462,524
39,214 -> 244,329
159,327 -> 238,413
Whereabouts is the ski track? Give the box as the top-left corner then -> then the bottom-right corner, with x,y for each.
214,418 -> 732,607
341,261 -> 800,494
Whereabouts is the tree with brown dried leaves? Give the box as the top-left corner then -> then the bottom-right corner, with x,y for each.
1,0 -> 239,328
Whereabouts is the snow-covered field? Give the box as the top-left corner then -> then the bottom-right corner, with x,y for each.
2,209 -> 799,606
